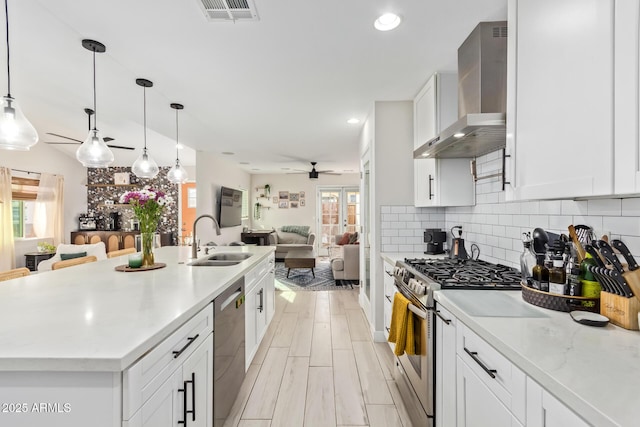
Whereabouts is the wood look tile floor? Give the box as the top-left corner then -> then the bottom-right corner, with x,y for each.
225,289 -> 413,427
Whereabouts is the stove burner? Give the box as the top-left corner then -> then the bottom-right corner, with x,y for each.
404,258 -> 521,290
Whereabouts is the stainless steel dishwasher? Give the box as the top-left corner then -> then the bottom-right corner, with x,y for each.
213,278 -> 245,427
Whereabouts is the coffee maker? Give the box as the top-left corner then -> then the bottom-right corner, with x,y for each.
424,228 -> 446,254
106,212 -> 121,231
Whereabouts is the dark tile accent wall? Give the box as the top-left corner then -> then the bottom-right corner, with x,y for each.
86,167 -> 179,235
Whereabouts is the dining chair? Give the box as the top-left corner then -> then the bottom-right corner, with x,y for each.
107,247 -> 136,259
0,267 -> 30,282
51,255 -> 98,270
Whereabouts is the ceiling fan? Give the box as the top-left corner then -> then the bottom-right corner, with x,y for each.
288,162 -> 341,179
44,108 -> 134,150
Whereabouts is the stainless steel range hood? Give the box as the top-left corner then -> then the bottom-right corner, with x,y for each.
414,21 -> 507,159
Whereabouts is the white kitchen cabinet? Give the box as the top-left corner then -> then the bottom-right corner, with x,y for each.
435,304 -> 457,427
526,378 -> 589,427
382,260 -> 395,341
126,334 -> 214,427
456,356 -> 523,427
414,73 -> 475,207
245,255 -> 275,369
505,0 -> 615,200
614,0 -> 640,195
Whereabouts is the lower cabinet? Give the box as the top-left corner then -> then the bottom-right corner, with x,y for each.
437,304 -> 587,427
245,254 -> 276,370
383,260 -> 395,342
125,334 -> 213,427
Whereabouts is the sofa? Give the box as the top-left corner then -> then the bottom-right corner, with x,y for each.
38,242 -> 108,272
268,226 -> 316,259
330,233 -> 360,287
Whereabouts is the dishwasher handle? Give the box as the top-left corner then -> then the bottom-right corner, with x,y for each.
220,291 -> 243,311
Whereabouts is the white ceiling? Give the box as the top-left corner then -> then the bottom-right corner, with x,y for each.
7,0 -> 507,173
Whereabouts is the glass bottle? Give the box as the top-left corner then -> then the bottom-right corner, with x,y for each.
549,256 -> 566,284
532,255 -> 549,292
520,240 -> 537,283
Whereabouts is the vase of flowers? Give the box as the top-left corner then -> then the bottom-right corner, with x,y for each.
120,187 -> 172,267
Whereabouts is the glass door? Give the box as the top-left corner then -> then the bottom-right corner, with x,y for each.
317,187 -> 360,256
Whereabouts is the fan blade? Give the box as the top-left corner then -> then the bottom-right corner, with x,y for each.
103,137 -> 114,142
45,142 -> 79,145
316,170 -> 334,173
107,144 -> 135,150
45,132 -> 83,143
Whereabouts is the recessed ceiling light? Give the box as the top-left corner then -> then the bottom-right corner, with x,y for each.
239,162 -> 249,165
421,153 -> 429,157
347,118 -> 360,124
222,151 -> 234,155
454,133 -> 465,138
374,13 -> 401,31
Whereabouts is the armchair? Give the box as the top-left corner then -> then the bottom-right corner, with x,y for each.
331,243 -> 360,287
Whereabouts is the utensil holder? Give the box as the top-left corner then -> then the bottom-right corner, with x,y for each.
599,291 -> 640,330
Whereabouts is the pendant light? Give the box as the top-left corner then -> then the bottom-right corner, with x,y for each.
166,103 -> 188,184
0,0 -> 38,150
76,39 -> 114,168
131,78 -> 159,179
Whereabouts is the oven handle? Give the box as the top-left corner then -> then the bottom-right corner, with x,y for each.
408,303 -> 427,320
385,269 -> 394,277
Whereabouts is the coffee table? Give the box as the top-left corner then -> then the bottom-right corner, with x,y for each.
284,249 -> 316,278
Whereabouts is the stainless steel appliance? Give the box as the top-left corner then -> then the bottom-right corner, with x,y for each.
78,215 -> 97,231
213,278 -> 245,427
392,258 -> 521,426
414,21 -> 508,159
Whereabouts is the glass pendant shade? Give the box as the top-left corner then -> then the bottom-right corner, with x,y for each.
0,96 -> 38,150
132,149 -> 159,179
167,160 -> 188,184
76,128 -> 114,168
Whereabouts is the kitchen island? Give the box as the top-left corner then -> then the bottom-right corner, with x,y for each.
0,245 -> 275,427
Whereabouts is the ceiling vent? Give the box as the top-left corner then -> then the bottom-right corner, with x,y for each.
198,0 -> 259,22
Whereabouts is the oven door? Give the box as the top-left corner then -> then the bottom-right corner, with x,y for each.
393,279 -> 434,424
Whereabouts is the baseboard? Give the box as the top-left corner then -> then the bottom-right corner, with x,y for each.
372,330 -> 386,342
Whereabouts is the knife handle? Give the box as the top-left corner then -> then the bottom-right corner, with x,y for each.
612,239 -> 639,271
609,269 -> 635,298
584,245 -> 605,267
598,243 -> 626,273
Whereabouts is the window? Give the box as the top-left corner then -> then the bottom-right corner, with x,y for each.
241,189 -> 249,219
11,177 -> 38,238
187,187 -> 197,208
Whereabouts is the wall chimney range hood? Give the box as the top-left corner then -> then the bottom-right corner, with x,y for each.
414,21 -> 507,159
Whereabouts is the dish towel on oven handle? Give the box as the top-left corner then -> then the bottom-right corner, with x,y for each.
388,292 -> 416,357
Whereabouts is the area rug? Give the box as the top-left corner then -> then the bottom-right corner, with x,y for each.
274,260 -> 351,291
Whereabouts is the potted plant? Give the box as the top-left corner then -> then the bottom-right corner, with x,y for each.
254,202 -> 262,220
264,184 -> 270,197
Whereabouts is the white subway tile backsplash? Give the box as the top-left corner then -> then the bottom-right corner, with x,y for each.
383,213 -> 399,222
492,225 -> 506,237
529,215 -> 549,229
539,200 -> 562,215
622,198 -> 640,216
381,206 -> 391,214
398,229 -> 414,237
603,216 -> 640,237
561,200 -> 588,216
398,213 -> 414,222
588,199 -> 621,216
381,229 -> 399,237
391,221 -> 406,229
548,215 -> 573,230
498,214 -> 513,226
391,206 -> 407,214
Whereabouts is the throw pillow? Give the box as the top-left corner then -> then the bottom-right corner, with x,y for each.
60,251 -> 88,261
281,225 -> 310,237
348,232 -> 359,244
338,232 -> 351,245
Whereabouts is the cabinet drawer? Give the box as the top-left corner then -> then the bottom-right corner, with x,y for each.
457,324 -> 526,423
123,303 -> 213,420
245,256 -> 272,291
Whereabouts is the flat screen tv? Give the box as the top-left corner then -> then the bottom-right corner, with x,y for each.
218,186 -> 243,228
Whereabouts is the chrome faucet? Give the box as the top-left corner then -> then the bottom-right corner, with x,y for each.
192,214 -> 222,258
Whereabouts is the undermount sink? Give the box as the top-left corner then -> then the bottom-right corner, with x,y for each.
207,253 -> 253,261
189,252 -> 253,267
190,260 -> 243,267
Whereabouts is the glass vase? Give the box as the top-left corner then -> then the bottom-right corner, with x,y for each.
141,232 -> 155,267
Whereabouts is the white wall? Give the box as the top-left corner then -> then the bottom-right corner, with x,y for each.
0,143 -> 87,268
249,173 -> 360,233
195,151 -> 251,245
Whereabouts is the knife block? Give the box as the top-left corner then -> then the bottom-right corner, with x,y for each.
600,291 -> 640,330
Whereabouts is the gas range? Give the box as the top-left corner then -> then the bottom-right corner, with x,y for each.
394,258 -> 522,309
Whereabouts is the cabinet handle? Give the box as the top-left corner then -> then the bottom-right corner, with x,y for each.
258,289 -> 264,313
502,148 -> 511,191
385,269 -> 393,277
385,294 -> 392,303
428,174 -> 434,200
187,372 -> 195,421
464,347 -> 497,379
172,334 -> 200,359
385,326 -> 390,332
435,310 -> 451,325
178,381 -> 188,426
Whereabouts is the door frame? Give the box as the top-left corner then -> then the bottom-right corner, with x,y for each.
315,186 -> 360,256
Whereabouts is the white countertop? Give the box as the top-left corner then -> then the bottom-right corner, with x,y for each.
435,290 -> 640,427
0,246 -> 274,372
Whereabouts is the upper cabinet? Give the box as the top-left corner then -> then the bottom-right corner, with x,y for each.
614,1 -> 640,195
505,0 -> 616,200
414,73 -> 475,207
